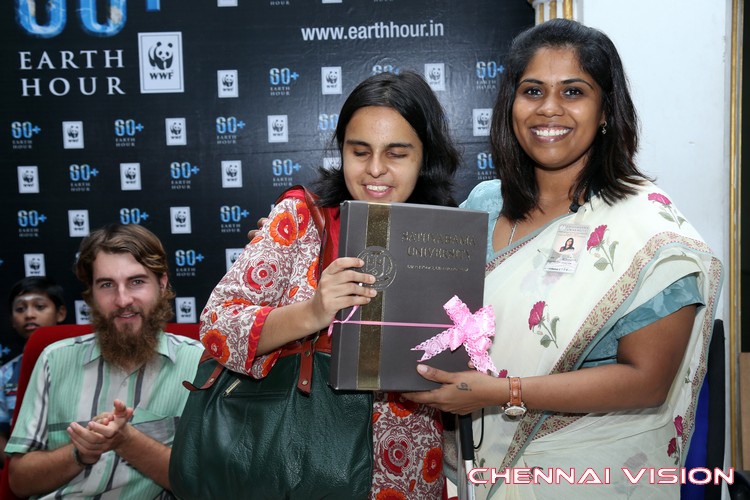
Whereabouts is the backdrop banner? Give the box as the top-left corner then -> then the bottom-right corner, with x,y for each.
0,0 -> 533,361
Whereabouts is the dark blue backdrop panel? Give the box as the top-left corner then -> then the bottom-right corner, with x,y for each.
0,0 -> 534,361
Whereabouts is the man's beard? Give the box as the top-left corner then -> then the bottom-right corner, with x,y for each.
90,296 -> 173,371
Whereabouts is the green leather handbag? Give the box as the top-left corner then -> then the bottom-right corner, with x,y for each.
169,186 -> 373,499
169,349 -> 373,499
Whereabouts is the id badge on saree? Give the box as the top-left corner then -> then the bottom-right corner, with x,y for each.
544,223 -> 590,274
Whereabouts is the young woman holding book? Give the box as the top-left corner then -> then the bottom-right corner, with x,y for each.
198,70 -> 460,499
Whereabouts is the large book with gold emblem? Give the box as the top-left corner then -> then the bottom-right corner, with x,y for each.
329,200 -> 488,391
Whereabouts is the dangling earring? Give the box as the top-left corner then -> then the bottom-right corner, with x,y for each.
601,121 -> 608,135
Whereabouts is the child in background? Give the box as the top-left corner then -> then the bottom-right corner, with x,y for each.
0,277 -> 66,463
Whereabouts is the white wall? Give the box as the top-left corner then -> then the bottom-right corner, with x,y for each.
578,1 -> 732,321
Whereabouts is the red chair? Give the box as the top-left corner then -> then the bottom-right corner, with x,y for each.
0,323 -> 200,499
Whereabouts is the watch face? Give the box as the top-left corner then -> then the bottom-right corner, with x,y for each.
504,405 -> 526,418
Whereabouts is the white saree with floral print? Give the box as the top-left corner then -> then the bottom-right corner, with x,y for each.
467,181 -> 723,499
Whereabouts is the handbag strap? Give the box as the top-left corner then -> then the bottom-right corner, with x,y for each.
279,333 -> 332,393
277,186 -> 335,394
186,186 -> 336,394
183,350 -> 226,392
281,185 -> 338,274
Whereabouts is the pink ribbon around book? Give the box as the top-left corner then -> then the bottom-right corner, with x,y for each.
412,295 -> 498,376
328,295 -> 498,376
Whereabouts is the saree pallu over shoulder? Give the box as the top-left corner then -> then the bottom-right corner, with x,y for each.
474,182 -> 723,500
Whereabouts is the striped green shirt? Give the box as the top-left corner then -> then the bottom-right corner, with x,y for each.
6,331 -> 203,499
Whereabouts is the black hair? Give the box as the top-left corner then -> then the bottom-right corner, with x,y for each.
314,71 -> 460,207
491,18 -> 648,221
8,276 -> 65,311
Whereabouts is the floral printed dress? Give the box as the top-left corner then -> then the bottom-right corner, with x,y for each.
201,192 -> 444,499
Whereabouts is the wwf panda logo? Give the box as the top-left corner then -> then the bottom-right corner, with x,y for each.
148,41 -> 174,70
66,124 -> 80,139
221,73 -> 235,89
79,303 -> 91,321
272,119 -> 285,133
125,167 -> 137,180
180,302 -> 192,314
477,112 -> 490,127
225,163 -> 239,178
29,257 -> 42,271
174,211 -> 187,224
73,214 -> 86,228
229,251 -> 241,264
325,71 -> 338,85
428,66 -> 442,83
170,122 -> 182,136
22,170 -> 35,183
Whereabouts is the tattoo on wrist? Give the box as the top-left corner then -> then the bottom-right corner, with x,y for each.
457,382 -> 471,391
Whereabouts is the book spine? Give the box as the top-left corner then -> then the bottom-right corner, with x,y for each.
328,201 -> 351,389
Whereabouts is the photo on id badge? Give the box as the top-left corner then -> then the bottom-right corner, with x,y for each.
544,223 -> 589,274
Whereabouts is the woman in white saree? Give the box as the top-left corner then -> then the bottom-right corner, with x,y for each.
405,19 -> 722,499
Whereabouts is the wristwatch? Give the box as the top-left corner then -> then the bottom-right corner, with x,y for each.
502,377 -> 527,418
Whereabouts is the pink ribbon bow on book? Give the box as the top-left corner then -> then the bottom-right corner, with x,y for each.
412,295 -> 498,376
